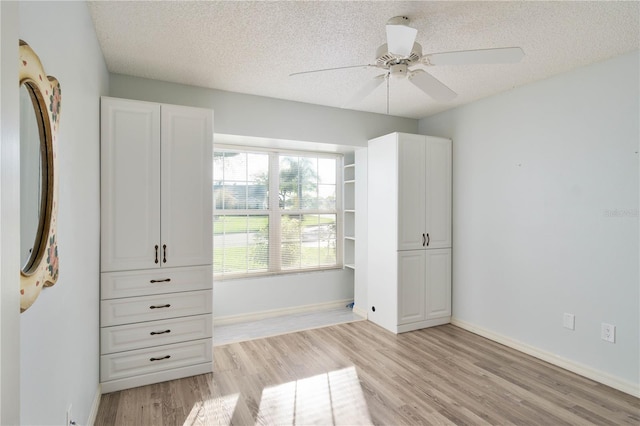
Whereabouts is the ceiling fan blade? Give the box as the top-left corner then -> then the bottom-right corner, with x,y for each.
343,75 -> 386,107
425,47 -> 524,66
409,70 -> 457,102
386,24 -> 418,57
289,64 -> 375,77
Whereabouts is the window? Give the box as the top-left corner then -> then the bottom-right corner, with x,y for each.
214,148 -> 341,278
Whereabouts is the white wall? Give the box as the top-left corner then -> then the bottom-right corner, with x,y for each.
110,73 -> 418,319
419,50 -> 639,393
214,269 -> 353,320
0,2 -> 21,423
109,73 -> 418,148
18,2 -> 108,424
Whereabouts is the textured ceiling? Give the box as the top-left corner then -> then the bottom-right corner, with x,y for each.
88,1 -> 640,119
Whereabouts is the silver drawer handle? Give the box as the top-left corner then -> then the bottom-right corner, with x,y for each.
150,329 -> 171,336
150,278 -> 171,283
149,355 -> 171,362
149,304 -> 171,309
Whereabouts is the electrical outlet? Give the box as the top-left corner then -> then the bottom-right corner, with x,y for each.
66,404 -> 72,426
563,313 -> 575,330
601,323 -> 615,343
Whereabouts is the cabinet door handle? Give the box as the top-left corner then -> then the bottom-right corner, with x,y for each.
163,244 -> 167,263
150,329 -> 171,336
422,233 -> 426,247
149,355 -> 171,362
149,304 -> 171,309
426,233 -> 430,247
149,278 -> 171,283
154,245 -> 159,264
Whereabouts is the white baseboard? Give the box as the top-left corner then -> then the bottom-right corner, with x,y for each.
451,318 -> 640,398
352,305 -> 368,320
86,384 -> 101,425
214,299 -> 354,326
101,363 -> 213,394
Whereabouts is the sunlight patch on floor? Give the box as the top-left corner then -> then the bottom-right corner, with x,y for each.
256,366 -> 373,425
184,392 -> 239,426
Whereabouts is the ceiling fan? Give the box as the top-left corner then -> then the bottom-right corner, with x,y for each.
290,16 -> 525,114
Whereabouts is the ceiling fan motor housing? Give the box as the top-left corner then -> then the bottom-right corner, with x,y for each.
390,63 -> 408,79
376,42 -> 423,68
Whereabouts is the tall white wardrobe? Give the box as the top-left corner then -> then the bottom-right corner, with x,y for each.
367,132 -> 452,334
99,97 -> 213,392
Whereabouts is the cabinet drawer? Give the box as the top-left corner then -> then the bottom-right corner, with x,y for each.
101,266 -> 212,300
100,339 -> 212,382
101,314 -> 212,354
101,290 -> 212,326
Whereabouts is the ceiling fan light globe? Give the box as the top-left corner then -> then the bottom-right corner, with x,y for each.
386,24 -> 418,57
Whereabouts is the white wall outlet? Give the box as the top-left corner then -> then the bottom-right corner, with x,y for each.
563,313 -> 575,330
601,323 -> 615,343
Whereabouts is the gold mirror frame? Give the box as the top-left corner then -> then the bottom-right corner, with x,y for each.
19,40 -> 60,312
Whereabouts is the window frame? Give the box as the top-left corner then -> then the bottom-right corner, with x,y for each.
214,144 -> 343,279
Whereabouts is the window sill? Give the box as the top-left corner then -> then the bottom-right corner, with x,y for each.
214,265 -> 344,281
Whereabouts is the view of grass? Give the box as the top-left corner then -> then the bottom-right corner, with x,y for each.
213,246 -> 268,273
213,214 -> 336,275
214,214 -> 334,234
213,216 -> 267,234
214,245 -> 336,274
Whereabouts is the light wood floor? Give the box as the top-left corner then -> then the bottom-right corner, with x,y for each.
95,321 -> 640,425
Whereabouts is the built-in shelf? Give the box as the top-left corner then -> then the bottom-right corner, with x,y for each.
344,156 -> 355,270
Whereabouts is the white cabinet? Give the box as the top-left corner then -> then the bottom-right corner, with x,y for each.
397,134 -> 451,251
100,97 -> 213,393
101,98 -> 212,272
160,105 -> 213,268
368,132 -> 452,334
100,100 -> 160,272
398,249 -> 452,326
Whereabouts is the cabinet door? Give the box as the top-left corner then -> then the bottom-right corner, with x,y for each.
101,98 -> 161,272
398,250 -> 426,324
425,248 -> 451,320
161,105 -> 213,267
397,134 -> 427,251
425,138 -> 452,249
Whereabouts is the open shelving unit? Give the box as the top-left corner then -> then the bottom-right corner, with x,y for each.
343,155 -> 356,270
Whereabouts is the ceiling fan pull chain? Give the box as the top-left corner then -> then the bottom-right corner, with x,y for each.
386,75 -> 390,115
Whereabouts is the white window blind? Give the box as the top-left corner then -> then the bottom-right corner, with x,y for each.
214,147 -> 341,278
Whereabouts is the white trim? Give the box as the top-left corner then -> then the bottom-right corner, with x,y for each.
214,134 -> 355,154
397,316 -> 450,334
101,363 -> 213,394
451,318 -> 640,398
86,384 -> 101,426
214,299 -> 354,326
215,142 -> 344,158
352,306 -> 368,320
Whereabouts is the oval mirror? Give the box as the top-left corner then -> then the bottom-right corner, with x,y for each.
19,40 -> 60,312
20,82 -> 48,272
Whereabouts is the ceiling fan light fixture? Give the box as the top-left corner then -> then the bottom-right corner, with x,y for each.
386,21 -> 418,57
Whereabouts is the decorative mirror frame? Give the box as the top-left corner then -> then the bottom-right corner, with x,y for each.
19,40 -> 61,312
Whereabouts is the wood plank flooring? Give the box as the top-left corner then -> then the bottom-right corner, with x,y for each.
95,321 -> 640,425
